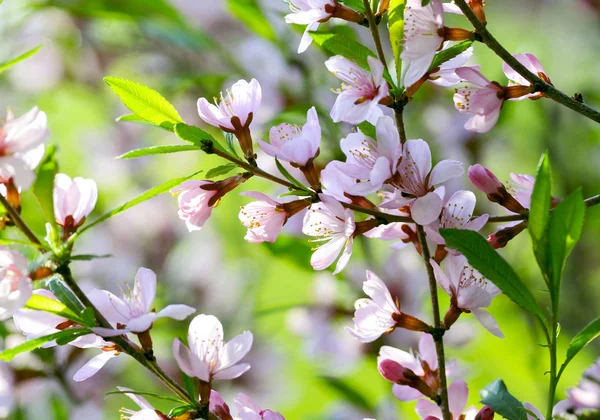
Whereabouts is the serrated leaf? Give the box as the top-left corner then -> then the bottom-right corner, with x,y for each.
558,315 -> 600,379
0,328 -> 90,361
104,77 -> 183,130
548,188 -> 585,310
117,145 -> 199,159
388,0 -> 406,83
226,0 -> 276,41
79,171 -> 201,234
357,121 -> 376,139
480,379 -> 527,420
45,275 -> 86,314
275,158 -> 307,190
310,32 -> 395,87
440,229 -> 547,327
33,145 -> 58,224
174,123 -> 229,155
429,40 -> 473,71
205,163 -> 238,179
24,294 -> 82,324
529,152 -> 551,277
0,44 -> 43,73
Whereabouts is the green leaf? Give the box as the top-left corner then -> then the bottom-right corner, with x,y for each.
205,163 -> 238,179
558,315 -> 600,379
529,152 -> 552,276
548,188 -> 585,309
105,390 -> 185,404
117,145 -> 199,159
0,328 -> 90,361
181,369 -> 198,401
429,40 -> 473,71
116,113 -> 171,130
80,307 -> 97,328
104,77 -> 183,130
226,0 -> 276,41
275,158 -> 307,190
0,44 -> 43,73
24,294 -> 82,324
168,406 -> 195,417
321,376 -> 372,411
440,229 -> 547,327
310,32 -> 395,87
337,0 -> 366,12
174,123 -> 229,155
421,0 -> 431,6
80,172 -> 201,234
279,189 -> 314,198
388,0 -> 406,84
45,275 -> 86,314
480,379 -> 527,420
69,254 -> 112,261
357,121 -> 376,139
51,394 -> 68,420
224,132 -> 242,158
33,145 -> 59,224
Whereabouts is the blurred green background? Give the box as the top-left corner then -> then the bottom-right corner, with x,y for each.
0,0 -> 599,418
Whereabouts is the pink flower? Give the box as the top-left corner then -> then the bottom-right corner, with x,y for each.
502,53 -> 549,100
172,314 -> 253,382
468,165 -> 528,215
239,192 -> 291,244
171,180 -> 219,231
402,0 -> 445,86
425,190 -> 489,246
565,358 -> 600,411
0,107 -> 48,157
0,362 -> 14,418
197,79 -> 262,132
302,194 -> 355,274
380,139 -> 464,225
416,380 -> 479,420
430,254 -> 503,338
119,387 -> 163,419
337,116 -> 402,196
454,67 -> 505,133
88,267 -> 196,336
378,334 -> 455,401
0,247 -> 32,321
320,161 -> 357,203
258,107 -> 321,166
234,393 -> 286,420
285,0 -> 335,54
53,173 -> 98,229
325,56 -> 389,125
509,173 -> 535,209
468,164 -> 504,196
427,48 -> 476,87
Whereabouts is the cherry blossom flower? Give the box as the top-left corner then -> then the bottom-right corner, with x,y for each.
402,0 -> 445,87
172,314 -> 253,382
320,161 -> 356,203
428,47 -> 475,87
239,192 -> 310,243
302,194 -> 355,274
454,67 -> 505,133
119,387 -> 164,419
337,116 -> 402,196
468,164 -> 527,214
88,267 -> 196,336
425,190 -> 489,246
197,79 -> 261,132
565,358 -> 600,411
258,107 -> 321,167
0,107 -> 48,158
430,254 -> 503,338
380,139 -> 464,225
346,270 -> 430,342
234,393 -> 286,420
53,173 -> 98,231
520,402 -> 567,420
502,53 -> 550,100
0,362 -> 14,418
285,0 -> 335,54
378,334 -> 456,401
416,380 -> 480,420
0,247 -> 32,321
325,56 -> 389,125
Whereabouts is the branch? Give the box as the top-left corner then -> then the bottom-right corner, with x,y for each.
362,0 -> 389,73
454,0 -> 600,124
0,194 -> 44,248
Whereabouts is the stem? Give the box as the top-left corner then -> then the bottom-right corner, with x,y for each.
394,107 -> 408,144
0,193 -> 44,247
547,312 -> 558,420
453,0 -> 600,124
56,265 -> 195,406
362,0 -> 389,72
415,225 -> 451,420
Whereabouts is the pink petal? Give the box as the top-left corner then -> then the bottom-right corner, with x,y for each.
411,193 -> 443,225
393,384 -> 425,401
217,331 -> 253,371
73,351 -> 117,382
430,258 -> 452,296
448,380 -> 469,419
135,267 -> 157,312
172,338 -> 196,379
416,399 -> 442,419
212,363 -> 251,380
429,160 -> 464,187
333,238 -> 353,275
156,304 -> 196,321
419,333 -> 438,370
471,308 -> 504,338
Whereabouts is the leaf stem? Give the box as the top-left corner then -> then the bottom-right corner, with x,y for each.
416,224 -> 451,420
0,193 -> 44,248
453,0 -> 600,124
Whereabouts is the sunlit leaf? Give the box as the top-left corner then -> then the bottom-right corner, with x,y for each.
205,163 -> 239,179
388,0 -> 406,83
529,152 -> 551,277
558,315 -> 600,379
275,158 -> 307,190
24,294 -> 82,324
174,123 -> 230,155
440,229 -> 547,328
45,275 -> 86,314
480,379 -> 527,420
33,145 -> 58,224
117,145 -> 200,160
357,121 -> 376,139
104,77 -> 183,130
0,328 -> 90,361
0,44 -> 43,73
429,40 -> 473,71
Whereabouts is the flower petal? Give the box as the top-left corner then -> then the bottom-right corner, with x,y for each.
156,304 -> 196,321
411,193 -> 443,225
471,308 -> 504,338
73,351 -> 117,382
212,363 -> 251,380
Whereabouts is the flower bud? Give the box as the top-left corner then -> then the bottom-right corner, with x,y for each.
468,165 -> 527,214
475,405 -> 495,420
53,174 -> 98,236
378,359 -> 414,384
487,222 -> 526,249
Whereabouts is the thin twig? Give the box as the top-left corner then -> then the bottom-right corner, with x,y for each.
416,225 -> 451,420
453,0 -> 600,124
362,0 -> 389,72
0,194 -> 44,247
